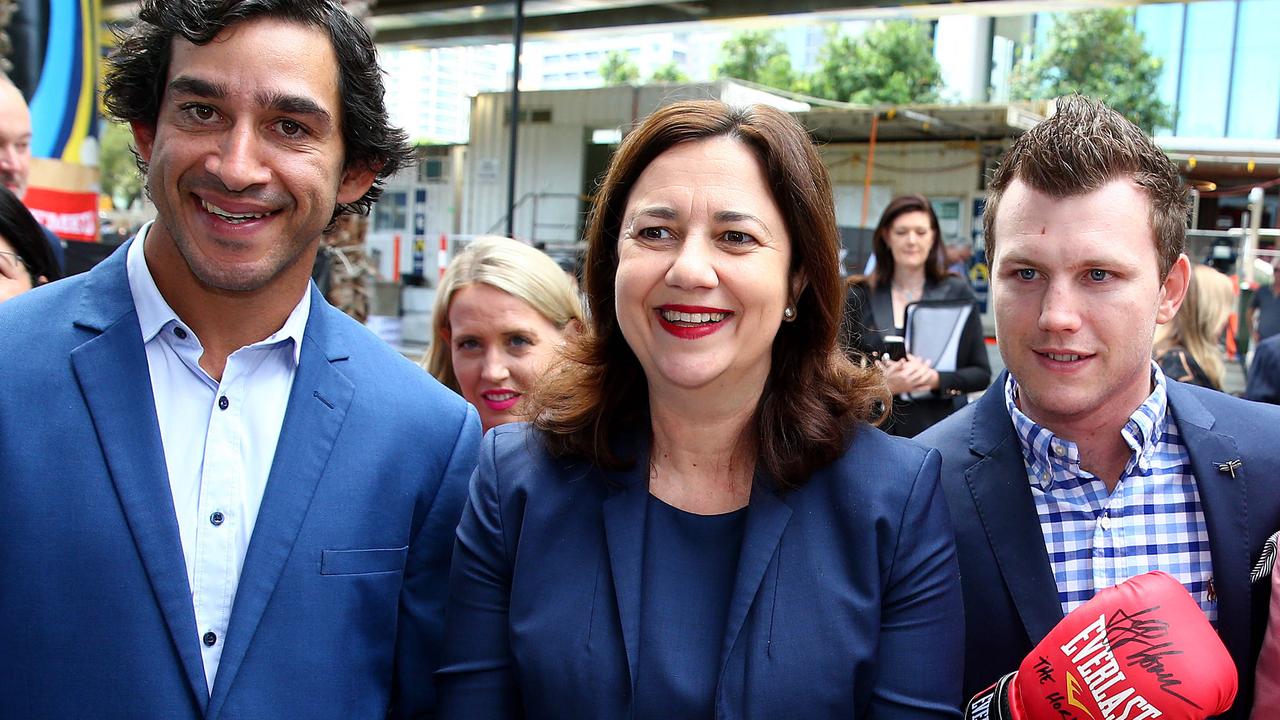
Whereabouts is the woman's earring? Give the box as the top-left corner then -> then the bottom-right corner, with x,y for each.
783,305 -> 796,322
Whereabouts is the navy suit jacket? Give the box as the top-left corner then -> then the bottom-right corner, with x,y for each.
1246,334 -> 1280,404
916,374 -> 1280,716
437,423 -> 964,719
0,242 -> 481,719
40,224 -> 64,273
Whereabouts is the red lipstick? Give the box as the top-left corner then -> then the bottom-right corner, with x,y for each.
655,304 -> 732,340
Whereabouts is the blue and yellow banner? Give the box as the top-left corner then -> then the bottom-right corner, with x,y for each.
15,0 -> 101,165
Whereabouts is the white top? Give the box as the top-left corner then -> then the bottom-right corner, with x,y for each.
125,224 -> 311,693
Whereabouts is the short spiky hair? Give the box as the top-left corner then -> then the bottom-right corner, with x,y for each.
984,95 -> 1189,279
102,0 -> 411,220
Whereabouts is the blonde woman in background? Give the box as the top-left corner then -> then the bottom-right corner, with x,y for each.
1154,263 -> 1235,391
427,236 -> 584,431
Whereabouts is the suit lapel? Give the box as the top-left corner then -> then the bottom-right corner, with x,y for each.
718,482 -> 791,679
207,297 -> 355,717
964,378 -> 1063,642
1167,384 -> 1251,688
69,244 -> 211,710
871,285 -> 896,333
602,458 -> 649,694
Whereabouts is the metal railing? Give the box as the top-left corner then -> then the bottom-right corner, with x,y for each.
485,191 -> 587,245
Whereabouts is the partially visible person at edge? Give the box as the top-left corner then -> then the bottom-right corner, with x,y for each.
0,1 -> 480,717
0,185 -> 60,302
840,194 -> 991,437
0,74 -> 65,272
1254,529 -> 1280,720
426,235 -> 583,432
1249,259 -> 1280,343
916,95 -> 1280,717
436,100 -> 964,719
1154,263 -> 1235,391
1245,334 -> 1280,404
944,239 -> 972,278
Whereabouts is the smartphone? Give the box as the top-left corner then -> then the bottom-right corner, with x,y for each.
882,335 -> 907,362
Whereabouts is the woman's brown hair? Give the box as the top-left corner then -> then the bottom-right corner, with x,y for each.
528,100 -> 888,491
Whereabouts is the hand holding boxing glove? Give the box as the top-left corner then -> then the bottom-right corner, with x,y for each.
965,571 -> 1236,720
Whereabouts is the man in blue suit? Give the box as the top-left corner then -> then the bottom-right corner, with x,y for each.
918,95 -> 1280,718
0,1 -> 480,718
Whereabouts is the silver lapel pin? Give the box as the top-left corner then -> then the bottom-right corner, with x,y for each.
1215,459 -> 1242,478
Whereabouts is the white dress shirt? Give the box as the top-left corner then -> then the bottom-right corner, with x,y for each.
126,224 -> 310,693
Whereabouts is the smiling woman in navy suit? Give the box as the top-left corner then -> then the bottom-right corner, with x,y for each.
437,100 -> 964,719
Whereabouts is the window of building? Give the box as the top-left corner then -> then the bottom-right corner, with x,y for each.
1135,3 -> 1185,135
418,158 -> 447,183
1227,0 -> 1280,138
1176,1 -> 1237,137
374,190 -> 409,231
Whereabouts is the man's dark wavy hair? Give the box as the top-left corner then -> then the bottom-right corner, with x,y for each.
102,0 -> 412,220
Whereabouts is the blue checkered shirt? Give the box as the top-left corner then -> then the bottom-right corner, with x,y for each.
1005,365 -> 1216,621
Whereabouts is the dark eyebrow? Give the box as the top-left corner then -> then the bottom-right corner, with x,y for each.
631,206 -> 678,221
168,75 -> 225,99
714,210 -> 766,227
256,90 -> 333,127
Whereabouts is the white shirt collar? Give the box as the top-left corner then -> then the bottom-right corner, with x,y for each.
125,221 -> 311,364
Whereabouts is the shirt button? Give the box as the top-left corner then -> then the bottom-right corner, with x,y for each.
203,631 -> 218,647
1052,443 -> 1065,457
174,327 -> 188,340
210,511 -> 225,526
1099,513 -> 1111,531
218,396 -> 230,411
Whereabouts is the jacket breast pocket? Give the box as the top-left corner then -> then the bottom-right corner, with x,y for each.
320,546 -> 409,576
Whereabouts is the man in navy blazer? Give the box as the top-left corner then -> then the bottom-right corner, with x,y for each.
0,2 -> 480,718
918,96 -> 1280,718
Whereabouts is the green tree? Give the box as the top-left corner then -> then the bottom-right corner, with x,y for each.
714,30 -> 796,91
1010,9 -> 1170,133
99,120 -> 143,209
809,21 -> 942,104
599,50 -> 639,85
649,61 -> 689,84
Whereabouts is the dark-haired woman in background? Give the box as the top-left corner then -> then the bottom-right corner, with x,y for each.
437,101 -> 963,718
841,195 -> 990,437
0,186 -> 59,303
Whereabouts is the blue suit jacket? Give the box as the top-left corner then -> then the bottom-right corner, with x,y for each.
916,374 -> 1280,717
0,243 -> 481,719
1246,334 -> 1280,404
437,423 -> 964,719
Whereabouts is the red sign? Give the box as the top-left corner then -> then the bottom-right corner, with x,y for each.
24,186 -> 98,242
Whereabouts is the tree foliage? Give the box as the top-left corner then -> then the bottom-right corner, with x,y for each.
809,21 -> 942,104
99,120 -> 143,210
714,30 -> 796,91
599,50 -> 639,86
1010,9 -> 1170,133
649,61 -> 689,84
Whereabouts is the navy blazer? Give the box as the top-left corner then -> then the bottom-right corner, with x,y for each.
1246,334 -> 1280,404
0,243 -> 481,719
916,373 -> 1280,717
437,423 -> 964,719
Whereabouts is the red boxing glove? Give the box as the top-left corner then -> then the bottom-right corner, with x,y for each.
965,571 -> 1236,720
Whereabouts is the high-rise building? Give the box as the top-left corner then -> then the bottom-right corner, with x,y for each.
937,2 -> 1280,141
380,44 -> 509,144
1134,0 -> 1280,140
